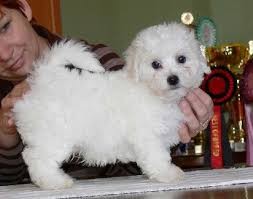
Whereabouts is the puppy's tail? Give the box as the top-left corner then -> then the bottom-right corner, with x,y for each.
38,39 -> 105,73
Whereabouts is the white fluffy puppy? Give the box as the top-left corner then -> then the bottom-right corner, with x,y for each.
13,22 -> 210,189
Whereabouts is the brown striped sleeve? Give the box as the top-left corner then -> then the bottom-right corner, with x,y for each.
90,44 -> 125,71
0,138 -> 28,185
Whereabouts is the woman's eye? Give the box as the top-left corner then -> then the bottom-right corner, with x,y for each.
151,61 -> 162,69
177,55 -> 186,64
0,21 -> 10,33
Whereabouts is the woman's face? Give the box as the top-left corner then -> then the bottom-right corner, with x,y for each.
0,1 -> 47,80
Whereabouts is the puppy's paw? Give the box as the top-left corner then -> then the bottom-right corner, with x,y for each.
151,165 -> 184,183
33,173 -> 74,190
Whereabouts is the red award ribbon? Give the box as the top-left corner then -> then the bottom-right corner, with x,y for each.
210,105 -> 223,168
201,66 -> 236,169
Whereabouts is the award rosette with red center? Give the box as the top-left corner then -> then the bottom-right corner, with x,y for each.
201,66 -> 236,168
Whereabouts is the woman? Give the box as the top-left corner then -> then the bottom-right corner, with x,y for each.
0,0 -> 213,185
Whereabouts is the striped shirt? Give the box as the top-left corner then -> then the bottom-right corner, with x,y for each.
0,24 -> 141,185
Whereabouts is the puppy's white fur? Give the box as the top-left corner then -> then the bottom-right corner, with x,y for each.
13,23 -> 210,189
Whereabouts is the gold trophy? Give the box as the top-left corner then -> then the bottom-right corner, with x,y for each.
206,43 -> 250,75
194,130 -> 205,155
205,43 -> 251,153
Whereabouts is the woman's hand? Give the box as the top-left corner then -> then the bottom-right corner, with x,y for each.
0,80 -> 29,148
0,109 -> 19,148
178,88 -> 214,143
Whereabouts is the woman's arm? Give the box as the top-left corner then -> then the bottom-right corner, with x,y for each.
90,43 -> 125,71
0,80 -> 29,148
0,81 -> 30,185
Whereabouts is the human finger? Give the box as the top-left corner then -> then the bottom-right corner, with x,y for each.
178,123 -> 191,143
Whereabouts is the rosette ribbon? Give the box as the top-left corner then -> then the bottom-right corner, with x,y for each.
202,66 -> 236,168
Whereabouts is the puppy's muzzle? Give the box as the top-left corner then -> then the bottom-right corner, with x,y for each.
167,75 -> 179,87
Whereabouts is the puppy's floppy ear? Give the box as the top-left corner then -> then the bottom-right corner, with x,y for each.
203,62 -> 211,74
192,46 -> 211,87
199,45 -> 211,74
124,42 -> 142,82
184,24 -> 196,39
184,24 -> 210,74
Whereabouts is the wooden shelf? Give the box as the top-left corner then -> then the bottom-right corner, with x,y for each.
172,154 -> 205,169
172,151 -> 246,169
233,151 -> 246,164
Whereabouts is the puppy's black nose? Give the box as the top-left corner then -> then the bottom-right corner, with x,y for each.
167,75 -> 179,86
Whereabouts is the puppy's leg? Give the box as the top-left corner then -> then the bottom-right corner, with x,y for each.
134,138 -> 184,183
23,146 -> 73,189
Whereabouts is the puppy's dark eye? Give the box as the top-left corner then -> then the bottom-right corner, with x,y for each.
151,61 -> 162,70
177,55 -> 186,64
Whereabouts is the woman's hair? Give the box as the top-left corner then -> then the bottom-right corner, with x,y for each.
0,0 -> 24,13
0,0 -> 36,22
